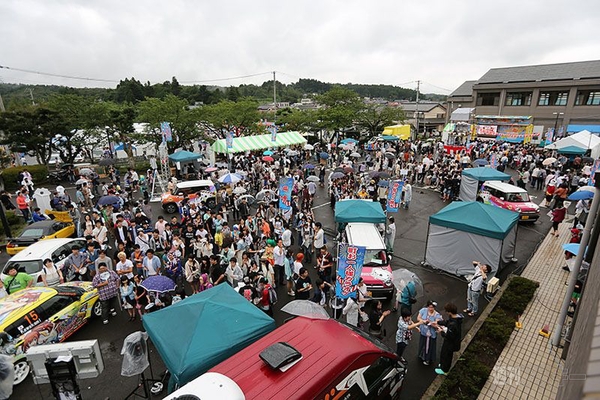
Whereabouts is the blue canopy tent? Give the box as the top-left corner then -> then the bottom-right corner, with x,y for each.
168,150 -> 202,163
425,202 -> 519,276
334,199 -> 386,224
143,284 -> 275,391
458,167 -> 511,202
114,143 -> 136,151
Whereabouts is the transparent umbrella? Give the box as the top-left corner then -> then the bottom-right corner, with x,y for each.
304,144 -> 314,150
281,300 -> 330,320
256,189 -> 276,202
233,186 -> 247,194
235,194 -> 256,207
542,157 -> 557,166
392,269 -> 424,298
307,175 -> 320,182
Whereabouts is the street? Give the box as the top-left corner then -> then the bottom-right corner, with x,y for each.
5,170 -> 552,399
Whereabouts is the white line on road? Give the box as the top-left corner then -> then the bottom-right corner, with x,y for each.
312,202 -> 331,210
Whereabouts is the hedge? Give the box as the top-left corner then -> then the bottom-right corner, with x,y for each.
1,165 -> 49,191
432,277 -> 539,400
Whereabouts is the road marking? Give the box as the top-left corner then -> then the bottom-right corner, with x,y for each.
312,202 -> 331,210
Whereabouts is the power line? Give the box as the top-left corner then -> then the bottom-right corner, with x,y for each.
420,80 -> 453,93
179,71 -> 272,84
0,64 -> 120,83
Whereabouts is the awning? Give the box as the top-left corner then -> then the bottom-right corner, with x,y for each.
168,150 -> 202,162
211,131 -> 307,154
443,123 -> 456,132
558,145 -> 587,155
451,107 -> 474,122
567,124 -> 600,134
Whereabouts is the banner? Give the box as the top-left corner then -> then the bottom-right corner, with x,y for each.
335,243 -> 366,299
490,153 -> 498,169
476,125 -> 498,137
386,180 -> 404,213
546,128 -> 554,143
226,131 -> 234,149
160,122 -> 173,143
278,177 -> 293,211
589,159 -> 600,186
269,125 -> 277,142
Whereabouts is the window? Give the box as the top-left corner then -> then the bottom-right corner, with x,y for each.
476,92 -> 500,106
39,296 -> 76,319
538,91 -> 569,106
576,90 -> 600,106
363,357 -> 394,390
505,92 -> 532,106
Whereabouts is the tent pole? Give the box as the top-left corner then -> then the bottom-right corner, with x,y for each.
423,222 -> 430,266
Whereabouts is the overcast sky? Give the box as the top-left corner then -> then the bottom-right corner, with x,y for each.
1,0 -> 599,95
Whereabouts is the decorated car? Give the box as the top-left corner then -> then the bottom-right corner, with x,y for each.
479,181 -> 540,221
0,282 -> 101,384
6,211 -> 75,255
161,180 -> 217,213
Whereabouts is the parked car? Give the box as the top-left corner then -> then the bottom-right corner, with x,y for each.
6,212 -> 75,255
345,222 -> 394,300
0,282 -> 101,384
2,238 -> 87,286
479,181 -> 540,221
161,179 -> 217,213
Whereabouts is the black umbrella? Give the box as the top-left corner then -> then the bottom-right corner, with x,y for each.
97,195 -> 121,206
378,171 -> 391,179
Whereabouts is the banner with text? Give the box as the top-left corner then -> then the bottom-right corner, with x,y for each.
161,122 -> 173,143
278,177 -> 293,211
226,131 -> 234,149
336,243 -> 366,299
387,180 -> 404,212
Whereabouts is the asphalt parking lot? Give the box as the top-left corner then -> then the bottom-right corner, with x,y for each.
5,171 -> 552,399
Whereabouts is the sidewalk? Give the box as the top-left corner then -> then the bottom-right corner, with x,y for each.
478,219 -> 572,399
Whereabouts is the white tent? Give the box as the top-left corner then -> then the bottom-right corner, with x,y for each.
546,130 -> 600,159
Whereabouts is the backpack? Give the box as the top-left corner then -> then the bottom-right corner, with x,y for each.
268,286 -> 278,305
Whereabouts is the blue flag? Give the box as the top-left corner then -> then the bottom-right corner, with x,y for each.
336,243 -> 366,299
386,180 -> 404,213
278,177 -> 293,211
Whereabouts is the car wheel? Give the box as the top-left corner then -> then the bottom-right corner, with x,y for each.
164,203 -> 178,214
13,359 -> 30,385
92,301 -> 102,318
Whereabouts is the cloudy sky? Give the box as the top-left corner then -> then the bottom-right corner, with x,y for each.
1,0 -> 599,95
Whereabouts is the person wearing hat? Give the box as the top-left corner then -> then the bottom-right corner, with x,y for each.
3,265 -> 33,294
65,245 -> 88,281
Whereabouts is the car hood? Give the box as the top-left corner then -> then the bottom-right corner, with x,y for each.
361,266 -> 393,284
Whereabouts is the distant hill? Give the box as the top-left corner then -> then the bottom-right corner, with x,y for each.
0,77 -> 446,109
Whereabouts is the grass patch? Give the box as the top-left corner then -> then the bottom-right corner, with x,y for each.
432,277 -> 539,400
0,210 -> 28,243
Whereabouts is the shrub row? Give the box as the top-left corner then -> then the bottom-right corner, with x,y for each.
433,277 -> 539,400
1,165 -> 49,191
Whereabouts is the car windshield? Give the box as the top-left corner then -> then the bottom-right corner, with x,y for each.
4,260 -> 42,275
506,192 -> 530,202
20,228 -> 45,238
364,249 -> 387,266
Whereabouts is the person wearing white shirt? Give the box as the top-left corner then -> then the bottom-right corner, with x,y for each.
281,226 -> 292,247
135,230 -> 150,253
464,262 -> 491,316
142,250 -> 162,277
313,222 -> 324,262
273,239 -> 286,286
154,216 -> 167,235
115,252 -> 134,280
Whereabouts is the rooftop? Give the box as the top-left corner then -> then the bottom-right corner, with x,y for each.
476,59 -> 600,84
450,80 -> 477,97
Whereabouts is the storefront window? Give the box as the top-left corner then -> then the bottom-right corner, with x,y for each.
538,91 -> 569,106
576,90 -> 600,106
505,92 -> 532,106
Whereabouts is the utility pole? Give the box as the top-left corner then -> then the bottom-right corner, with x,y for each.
0,94 -> 5,112
415,80 -> 420,140
273,71 -> 277,126
27,88 -> 35,105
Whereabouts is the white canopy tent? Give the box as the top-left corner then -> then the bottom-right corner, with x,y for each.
546,130 -> 600,159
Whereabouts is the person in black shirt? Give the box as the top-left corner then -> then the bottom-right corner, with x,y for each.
369,300 -> 392,338
183,224 -> 196,256
209,255 -> 225,285
295,267 -> 312,300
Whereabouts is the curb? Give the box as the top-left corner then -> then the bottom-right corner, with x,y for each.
420,274 -> 518,400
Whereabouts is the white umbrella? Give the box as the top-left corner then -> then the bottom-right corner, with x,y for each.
233,186 -> 247,194
350,152 -> 361,158
79,168 -> 93,176
256,189 -> 276,202
542,157 -> 557,166
218,173 -> 243,184
75,178 -> 88,185
307,176 -> 320,182
281,300 -> 330,320
235,194 -> 256,207
304,144 -> 314,150
287,150 -> 299,156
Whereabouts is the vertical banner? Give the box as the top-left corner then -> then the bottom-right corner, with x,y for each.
226,131 -> 234,149
336,243 -> 366,299
270,125 -> 277,142
278,177 -> 293,211
546,128 -> 554,144
589,159 -> 600,186
386,180 -> 404,213
490,153 -> 498,169
161,122 -> 173,142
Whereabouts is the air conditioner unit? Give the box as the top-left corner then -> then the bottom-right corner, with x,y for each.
487,277 -> 500,294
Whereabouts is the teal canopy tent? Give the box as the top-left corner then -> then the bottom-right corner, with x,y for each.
425,202 -> 519,276
557,145 -> 586,155
459,167 -> 511,202
168,150 -> 202,163
143,284 -> 275,391
334,199 -> 386,224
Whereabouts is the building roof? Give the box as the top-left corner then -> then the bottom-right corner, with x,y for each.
450,80 -> 477,97
477,60 -> 600,84
398,101 -> 444,112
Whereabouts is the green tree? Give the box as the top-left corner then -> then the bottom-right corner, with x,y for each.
0,107 -> 65,164
197,99 -> 262,139
316,87 -> 362,138
355,104 -> 406,138
113,78 -> 145,103
136,94 -> 204,151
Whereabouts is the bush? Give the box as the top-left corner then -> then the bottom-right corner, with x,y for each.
4,210 -> 21,226
432,276 -> 539,399
1,165 -> 48,191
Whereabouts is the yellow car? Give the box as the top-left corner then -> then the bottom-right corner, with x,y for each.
0,282 -> 101,384
6,210 -> 75,255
